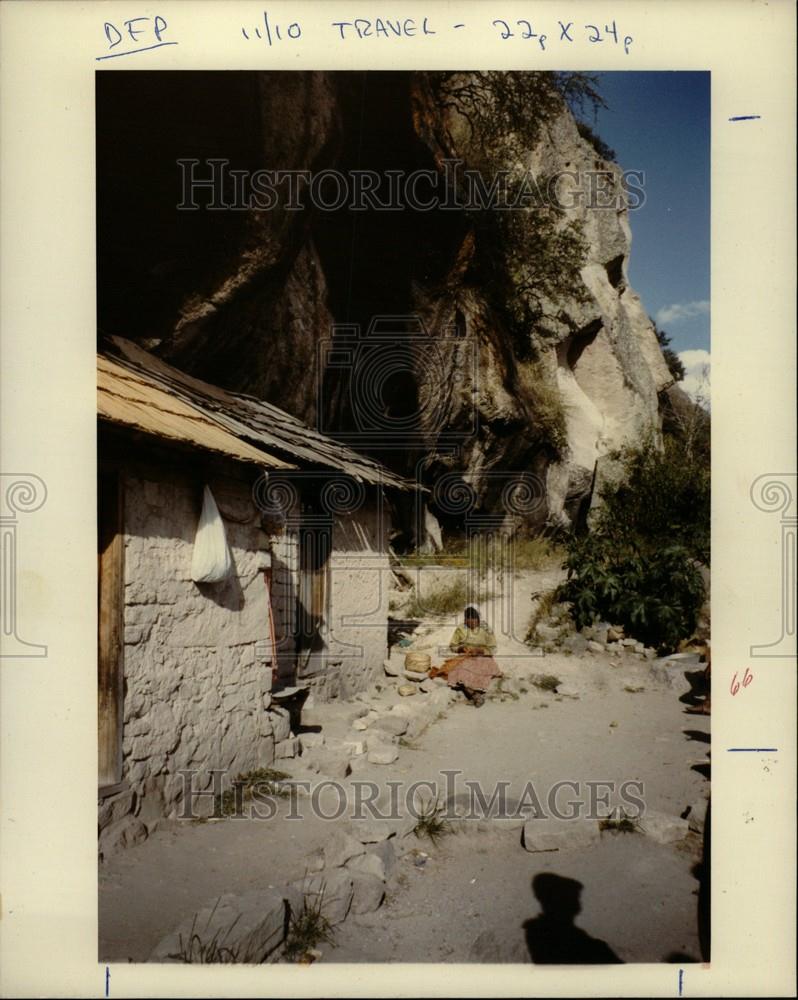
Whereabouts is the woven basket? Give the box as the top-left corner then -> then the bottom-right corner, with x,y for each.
404,652 -> 431,674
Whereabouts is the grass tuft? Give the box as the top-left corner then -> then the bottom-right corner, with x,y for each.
413,798 -> 453,845
216,767 -> 292,817
530,673 -> 561,692
283,887 -> 336,963
599,809 -> 640,834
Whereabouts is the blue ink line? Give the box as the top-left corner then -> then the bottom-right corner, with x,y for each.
727,747 -> 778,752
729,115 -> 761,121
678,967 -> 684,996
96,41 -> 178,61
105,966 -> 110,997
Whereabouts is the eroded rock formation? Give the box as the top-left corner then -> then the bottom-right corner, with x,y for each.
97,71 -> 675,538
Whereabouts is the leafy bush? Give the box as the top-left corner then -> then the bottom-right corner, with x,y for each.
559,535 -> 704,652
558,432 -> 709,652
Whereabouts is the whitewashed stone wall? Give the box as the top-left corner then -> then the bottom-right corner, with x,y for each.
100,464 -> 276,857
311,497 -> 391,701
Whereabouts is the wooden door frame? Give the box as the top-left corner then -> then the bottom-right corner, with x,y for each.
98,465 -> 125,793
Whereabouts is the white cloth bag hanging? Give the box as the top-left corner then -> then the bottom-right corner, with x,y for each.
191,485 -> 233,583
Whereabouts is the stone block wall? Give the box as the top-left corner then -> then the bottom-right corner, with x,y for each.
99,461 -> 276,858
313,498 -> 391,701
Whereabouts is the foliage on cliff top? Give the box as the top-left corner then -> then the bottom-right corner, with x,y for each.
425,72 -> 601,372
427,71 -> 607,163
652,320 -> 686,383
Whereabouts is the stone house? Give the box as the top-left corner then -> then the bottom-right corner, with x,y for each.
97,337 -> 414,855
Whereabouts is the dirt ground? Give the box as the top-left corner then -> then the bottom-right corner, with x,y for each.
99,640 -> 710,964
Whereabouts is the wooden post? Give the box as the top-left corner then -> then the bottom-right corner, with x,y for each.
98,468 -> 124,789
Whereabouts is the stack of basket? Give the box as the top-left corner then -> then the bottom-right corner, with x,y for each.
404,651 -> 431,679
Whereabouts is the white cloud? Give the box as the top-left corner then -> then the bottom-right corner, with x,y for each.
678,349 -> 710,410
655,300 -> 710,326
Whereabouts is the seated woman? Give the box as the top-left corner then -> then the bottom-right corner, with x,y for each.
438,605 -> 502,707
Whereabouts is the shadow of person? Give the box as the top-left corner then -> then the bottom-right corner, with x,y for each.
523,873 -> 623,964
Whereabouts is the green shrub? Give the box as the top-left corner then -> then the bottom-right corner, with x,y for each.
558,432 -> 709,652
559,532 -> 705,653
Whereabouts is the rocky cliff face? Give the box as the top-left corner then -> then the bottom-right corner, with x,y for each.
97,71 -> 674,540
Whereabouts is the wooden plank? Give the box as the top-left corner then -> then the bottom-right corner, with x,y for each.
98,467 -> 124,789
104,337 -> 419,491
98,356 -> 295,471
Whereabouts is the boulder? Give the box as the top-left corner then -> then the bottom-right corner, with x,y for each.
686,798 -> 709,835
562,634 -> 588,656
99,815 -> 148,857
323,829 -> 367,869
649,658 -> 693,696
638,810 -> 689,845
368,744 -> 400,766
274,737 -> 298,759
98,788 -> 136,831
522,818 -> 600,853
383,658 -> 401,678
149,890 -> 287,963
298,732 -> 324,751
371,715 -> 409,738
346,850 -> 387,881
397,684 -> 417,697
371,838 -> 398,878
536,624 -> 561,643
269,707 -> 292,742
351,818 -> 396,844
290,870 -> 354,926
586,640 -> 604,654
349,873 -> 386,915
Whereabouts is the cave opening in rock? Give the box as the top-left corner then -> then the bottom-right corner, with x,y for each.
312,71 -> 469,473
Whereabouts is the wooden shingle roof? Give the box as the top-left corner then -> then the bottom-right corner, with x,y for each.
99,337 -> 417,490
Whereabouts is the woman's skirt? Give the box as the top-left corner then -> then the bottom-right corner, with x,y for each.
431,654 -> 502,692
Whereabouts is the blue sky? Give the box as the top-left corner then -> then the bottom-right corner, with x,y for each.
591,72 -> 710,359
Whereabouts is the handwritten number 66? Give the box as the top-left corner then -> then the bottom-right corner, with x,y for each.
730,668 -> 754,696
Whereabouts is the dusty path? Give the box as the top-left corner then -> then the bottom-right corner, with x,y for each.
328,829 -> 702,963
99,646 -> 709,964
